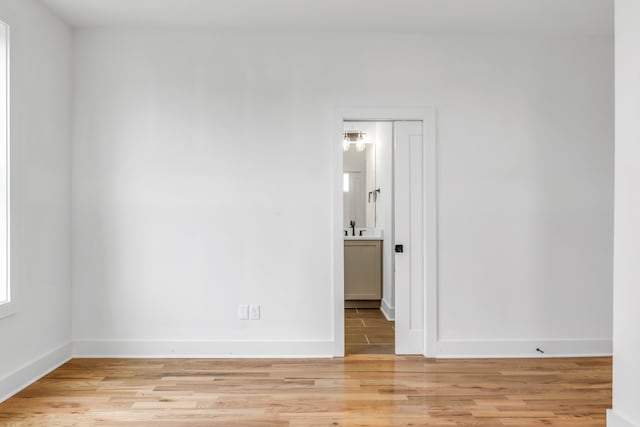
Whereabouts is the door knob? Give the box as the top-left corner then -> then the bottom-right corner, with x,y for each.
395,244 -> 404,253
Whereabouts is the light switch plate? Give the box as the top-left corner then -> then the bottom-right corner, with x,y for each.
249,304 -> 260,320
238,304 -> 249,320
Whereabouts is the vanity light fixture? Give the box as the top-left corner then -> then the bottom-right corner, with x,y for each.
343,131 -> 368,152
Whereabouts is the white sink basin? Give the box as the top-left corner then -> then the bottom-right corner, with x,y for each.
344,229 -> 383,240
344,236 -> 383,241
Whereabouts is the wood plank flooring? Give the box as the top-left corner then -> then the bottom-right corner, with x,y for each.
345,308 -> 395,355
0,356 -> 611,426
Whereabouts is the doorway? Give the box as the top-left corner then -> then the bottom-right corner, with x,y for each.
332,108 -> 438,358
343,121 -> 395,355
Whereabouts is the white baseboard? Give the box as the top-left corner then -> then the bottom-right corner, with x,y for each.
381,299 -> 395,321
72,339 -> 335,358
435,338 -> 612,358
608,409 -> 638,427
0,342 -> 72,403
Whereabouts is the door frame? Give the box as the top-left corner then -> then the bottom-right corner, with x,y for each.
331,107 -> 438,357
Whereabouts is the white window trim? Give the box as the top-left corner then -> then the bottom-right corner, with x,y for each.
0,20 -> 11,320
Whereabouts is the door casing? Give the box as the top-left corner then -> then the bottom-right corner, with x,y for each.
332,107 -> 438,357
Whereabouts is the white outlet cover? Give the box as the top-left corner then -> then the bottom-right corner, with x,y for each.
249,304 -> 260,320
238,304 -> 249,320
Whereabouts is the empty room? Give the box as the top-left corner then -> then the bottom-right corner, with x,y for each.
0,0 -> 638,425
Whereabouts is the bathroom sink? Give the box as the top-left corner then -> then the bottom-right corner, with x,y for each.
344,229 -> 383,240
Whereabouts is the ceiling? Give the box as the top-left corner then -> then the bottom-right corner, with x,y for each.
40,0 -> 613,35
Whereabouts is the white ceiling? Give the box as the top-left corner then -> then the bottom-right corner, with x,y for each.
40,0 -> 613,35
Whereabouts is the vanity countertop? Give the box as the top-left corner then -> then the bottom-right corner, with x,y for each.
344,235 -> 383,241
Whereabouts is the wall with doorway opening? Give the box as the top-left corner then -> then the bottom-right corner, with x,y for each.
71,29 -> 612,357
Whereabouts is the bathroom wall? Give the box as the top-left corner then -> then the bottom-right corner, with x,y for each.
71,30 -> 613,356
375,122 -> 394,320
365,143 -> 375,229
0,0 -> 72,400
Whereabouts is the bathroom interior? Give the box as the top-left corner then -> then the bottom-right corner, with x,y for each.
343,121 -> 395,355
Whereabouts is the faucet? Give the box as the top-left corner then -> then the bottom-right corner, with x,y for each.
349,220 -> 356,236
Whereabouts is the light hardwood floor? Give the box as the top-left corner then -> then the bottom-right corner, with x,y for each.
0,356 -> 610,426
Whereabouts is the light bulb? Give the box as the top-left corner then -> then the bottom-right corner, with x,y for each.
343,135 -> 350,152
356,133 -> 366,152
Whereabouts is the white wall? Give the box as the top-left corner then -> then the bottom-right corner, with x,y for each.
0,0 -> 71,399
608,1 -> 640,425
71,30 -> 613,357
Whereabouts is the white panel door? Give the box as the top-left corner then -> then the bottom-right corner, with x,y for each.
394,121 -> 425,354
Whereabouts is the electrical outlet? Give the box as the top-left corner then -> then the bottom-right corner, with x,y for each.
249,304 -> 260,320
238,304 -> 249,320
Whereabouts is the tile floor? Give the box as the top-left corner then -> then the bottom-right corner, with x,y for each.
344,308 -> 395,355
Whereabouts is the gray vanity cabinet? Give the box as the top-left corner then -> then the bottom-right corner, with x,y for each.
344,240 -> 382,305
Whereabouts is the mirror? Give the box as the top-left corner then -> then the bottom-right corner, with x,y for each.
343,122 -> 377,230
